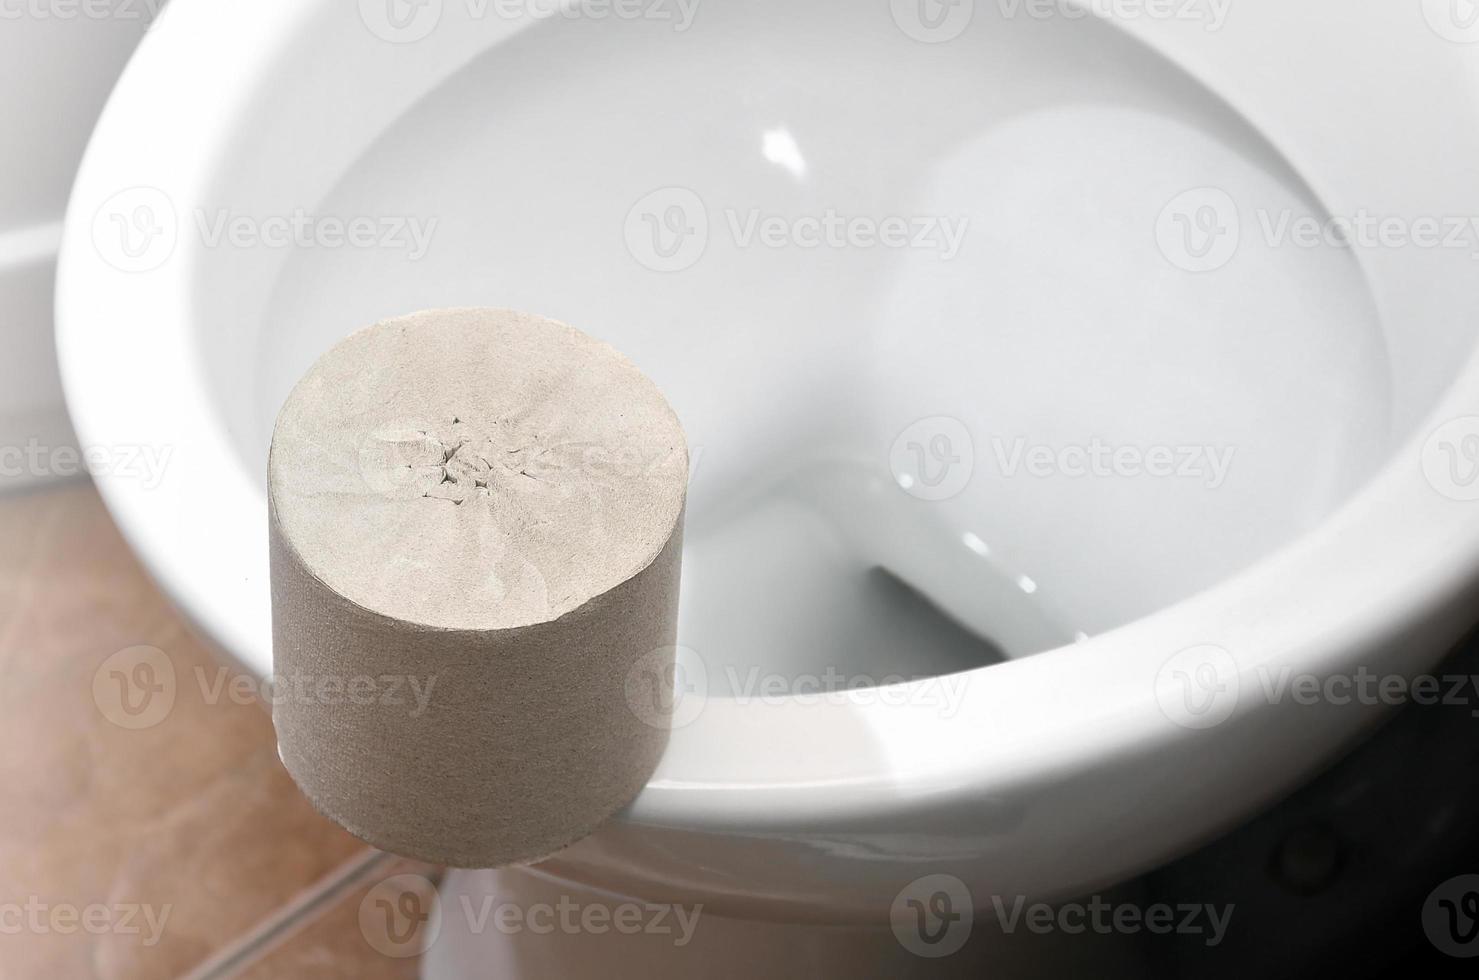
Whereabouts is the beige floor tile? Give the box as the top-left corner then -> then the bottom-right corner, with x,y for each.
234,859 -> 440,980
0,484 -> 390,979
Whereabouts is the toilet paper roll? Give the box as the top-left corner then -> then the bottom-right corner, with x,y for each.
268,308 -> 687,868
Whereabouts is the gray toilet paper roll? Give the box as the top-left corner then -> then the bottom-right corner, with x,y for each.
268,308 -> 687,868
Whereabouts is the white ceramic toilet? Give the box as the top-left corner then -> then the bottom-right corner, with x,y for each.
56,0 -> 1479,974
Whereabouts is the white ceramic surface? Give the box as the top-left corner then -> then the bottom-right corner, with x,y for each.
56,0 -> 1479,926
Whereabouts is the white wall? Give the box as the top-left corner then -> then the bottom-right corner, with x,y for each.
0,3 -> 156,489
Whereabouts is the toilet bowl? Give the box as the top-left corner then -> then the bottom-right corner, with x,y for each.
56,0 -> 1479,971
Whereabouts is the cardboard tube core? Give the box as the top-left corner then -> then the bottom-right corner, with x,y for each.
268,308 -> 687,868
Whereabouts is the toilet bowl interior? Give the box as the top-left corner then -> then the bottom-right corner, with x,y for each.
181,0 -> 1479,689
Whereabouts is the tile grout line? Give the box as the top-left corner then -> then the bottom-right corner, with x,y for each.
175,847 -> 402,980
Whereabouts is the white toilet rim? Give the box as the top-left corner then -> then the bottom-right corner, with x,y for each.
57,0 -> 1479,912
